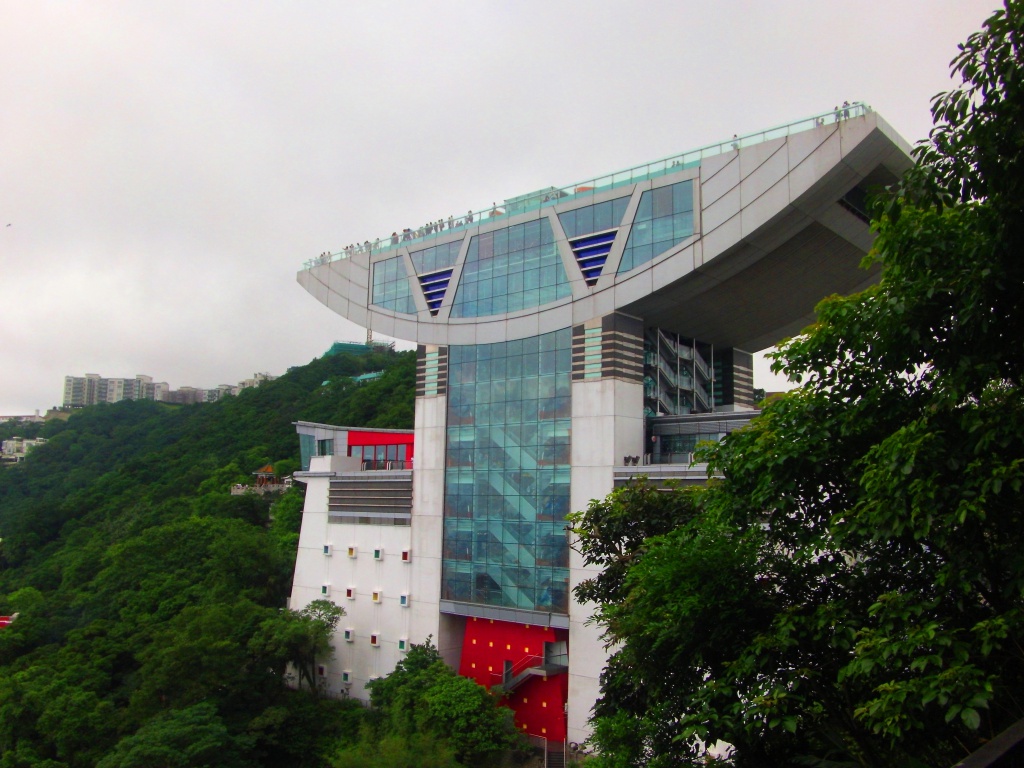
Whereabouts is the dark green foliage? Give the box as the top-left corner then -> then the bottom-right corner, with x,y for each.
0,349 -> 414,767
569,479 -> 700,608
331,732 -> 460,768
574,6 -> 1024,766
0,419 -> 46,443
333,639 -> 524,767
95,702 -> 241,768
250,599 -> 346,696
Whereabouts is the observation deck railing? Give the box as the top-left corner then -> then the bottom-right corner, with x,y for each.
303,103 -> 871,270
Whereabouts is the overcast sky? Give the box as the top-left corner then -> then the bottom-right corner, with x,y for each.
0,1 -> 995,415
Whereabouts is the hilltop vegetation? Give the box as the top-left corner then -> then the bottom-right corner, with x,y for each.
0,349 -> 414,767
573,5 -> 1024,766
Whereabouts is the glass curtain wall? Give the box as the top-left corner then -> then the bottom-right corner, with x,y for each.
450,219 -> 570,318
442,329 -> 572,613
371,255 -> 417,314
618,180 -> 694,274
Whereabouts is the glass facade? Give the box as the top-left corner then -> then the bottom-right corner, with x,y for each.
557,195 -> 630,239
442,329 -> 572,614
450,219 -> 570,318
618,180 -> 694,274
643,327 -> 714,417
298,433 -> 316,471
371,255 -> 416,314
411,240 -> 462,274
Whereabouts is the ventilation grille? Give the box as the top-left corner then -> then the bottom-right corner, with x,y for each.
328,476 -> 413,524
417,269 -> 454,314
571,314 -> 644,382
569,228 -> 617,286
416,345 -> 448,397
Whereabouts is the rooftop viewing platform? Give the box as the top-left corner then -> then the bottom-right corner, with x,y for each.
303,102 -> 871,270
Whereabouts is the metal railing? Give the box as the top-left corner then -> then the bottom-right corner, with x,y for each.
650,451 -> 699,466
303,102 -> 872,269
693,348 -> 712,381
951,716 -> 1024,767
359,459 -> 411,471
489,653 -> 544,689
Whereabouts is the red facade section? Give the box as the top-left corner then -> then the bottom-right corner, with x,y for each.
459,617 -> 568,740
346,429 -> 415,460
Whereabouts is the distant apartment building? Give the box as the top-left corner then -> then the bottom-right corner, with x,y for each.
61,372 -> 278,408
237,372 -> 278,390
0,411 -> 44,424
1,436 -> 47,464
62,374 -> 168,407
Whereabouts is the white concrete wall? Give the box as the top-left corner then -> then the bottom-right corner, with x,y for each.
567,376 -> 644,745
291,465 -> 413,701
290,394 -> 456,699
324,523 -> 414,697
411,394 -> 449,661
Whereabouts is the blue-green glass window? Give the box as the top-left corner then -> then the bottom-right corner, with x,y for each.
410,240 -> 462,274
558,195 -> 630,239
371,255 -> 416,314
450,219 -> 569,318
442,328 -> 572,613
298,433 -> 315,471
618,180 -> 694,274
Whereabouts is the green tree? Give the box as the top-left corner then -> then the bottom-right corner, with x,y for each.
250,600 -> 345,695
344,639 -> 523,766
96,702 -> 241,768
574,5 -> 1024,766
331,732 -> 460,768
129,601 -> 278,718
0,348 -> 414,766
419,673 -> 520,764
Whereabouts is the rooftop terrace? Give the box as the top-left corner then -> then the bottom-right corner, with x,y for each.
304,102 -> 871,270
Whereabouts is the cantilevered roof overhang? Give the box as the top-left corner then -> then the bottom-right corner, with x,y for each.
298,109 -> 912,351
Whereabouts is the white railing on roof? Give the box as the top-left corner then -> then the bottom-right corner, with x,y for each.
303,102 -> 871,270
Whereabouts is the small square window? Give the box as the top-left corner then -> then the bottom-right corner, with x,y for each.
323,544 -> 332,556
398,638 -> 408,652
320,584 -> 330,596
370,633 -> 380,647
372,590 -> 382,603
347,546 -> 357,558
343,628 -> 354,642
341,670 -> 351,684
373,547 -> 383,560
346,587 -> 355,600
400,594 -> 409,607
401,549 -> 411,562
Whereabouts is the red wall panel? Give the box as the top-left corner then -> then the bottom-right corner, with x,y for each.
458,616 -> 568,740
346,429 -> 415,459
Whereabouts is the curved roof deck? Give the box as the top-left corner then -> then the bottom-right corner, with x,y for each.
299,104 -> 913,352
303,103 -> 873,268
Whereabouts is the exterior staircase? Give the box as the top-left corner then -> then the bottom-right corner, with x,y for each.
546,740 -> 566,768
502,660 -> 568,693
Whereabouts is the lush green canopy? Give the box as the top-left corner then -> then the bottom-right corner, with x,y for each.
572,5 -> 1024,766
332,639 -> 525,768
0,348 -> 412,767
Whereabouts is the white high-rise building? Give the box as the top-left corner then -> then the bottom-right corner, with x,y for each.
289,106 -> 912,750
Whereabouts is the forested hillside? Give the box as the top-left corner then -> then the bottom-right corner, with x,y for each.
0,349 -> 415,767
